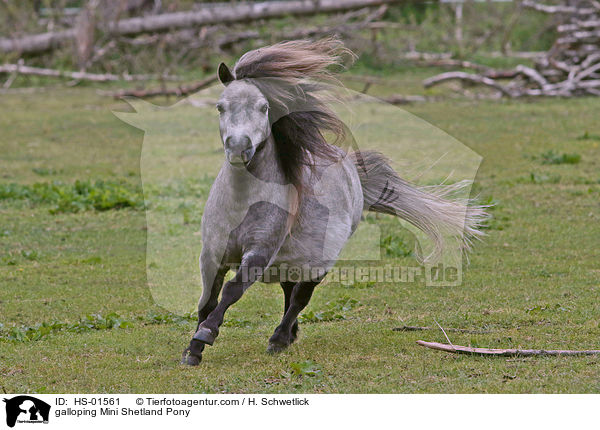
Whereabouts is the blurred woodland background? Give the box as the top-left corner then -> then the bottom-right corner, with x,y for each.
1,0 -> 599,98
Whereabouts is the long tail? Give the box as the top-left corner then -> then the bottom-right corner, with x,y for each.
351,150 -> 489,263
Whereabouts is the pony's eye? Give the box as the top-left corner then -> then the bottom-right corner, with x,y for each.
216,104 -> 225,113
260,103 -> 269,114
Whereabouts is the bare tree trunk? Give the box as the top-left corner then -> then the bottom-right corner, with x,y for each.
74,0 -> 99,69
454,2 -> 464,57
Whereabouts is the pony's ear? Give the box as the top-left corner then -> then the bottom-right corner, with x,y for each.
218,62 -> 234,85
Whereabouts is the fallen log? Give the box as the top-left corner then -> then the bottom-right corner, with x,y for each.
0,0 -> 406,55
0,63 -> 179,82
101,75 -> 217,98
417,340 -> 600,357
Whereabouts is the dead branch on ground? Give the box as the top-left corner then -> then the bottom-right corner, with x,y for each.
417,340 -> 600,357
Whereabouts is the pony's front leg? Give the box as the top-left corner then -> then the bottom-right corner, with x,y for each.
181,268 -> 227,366
192,254 -> 269,347
196,268 -> 228,329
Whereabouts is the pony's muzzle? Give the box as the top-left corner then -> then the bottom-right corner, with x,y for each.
224,135 -> 254,165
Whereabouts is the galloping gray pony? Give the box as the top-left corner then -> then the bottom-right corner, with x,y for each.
182,39 -> 487,365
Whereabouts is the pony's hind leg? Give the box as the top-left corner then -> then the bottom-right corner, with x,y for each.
268,278 -> 322,353
280,282 -> 299,342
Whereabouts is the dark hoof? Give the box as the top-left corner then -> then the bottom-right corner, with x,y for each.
182,353 -> 202,366
267,341 -> 289,354
193,327 -> 216,345
181,346 -> 202,366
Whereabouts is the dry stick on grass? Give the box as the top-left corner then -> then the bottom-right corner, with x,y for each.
417,340 -> 600,357
434,319 -> 455,349
416,319 -> 600,356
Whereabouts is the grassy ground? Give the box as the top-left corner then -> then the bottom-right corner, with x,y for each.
0,74 -> 599,393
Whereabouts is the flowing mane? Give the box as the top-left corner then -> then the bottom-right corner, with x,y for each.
230,38 -> 356,193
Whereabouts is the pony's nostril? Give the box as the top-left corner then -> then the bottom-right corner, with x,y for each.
241,147 -> 254,163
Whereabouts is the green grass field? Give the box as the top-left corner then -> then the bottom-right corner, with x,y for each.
1,72 -> 599,393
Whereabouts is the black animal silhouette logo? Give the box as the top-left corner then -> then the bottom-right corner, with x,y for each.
3,396 -> 50,427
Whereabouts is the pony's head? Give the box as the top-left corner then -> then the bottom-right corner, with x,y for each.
214,38 -> 355,181
216,70 -> 270,166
